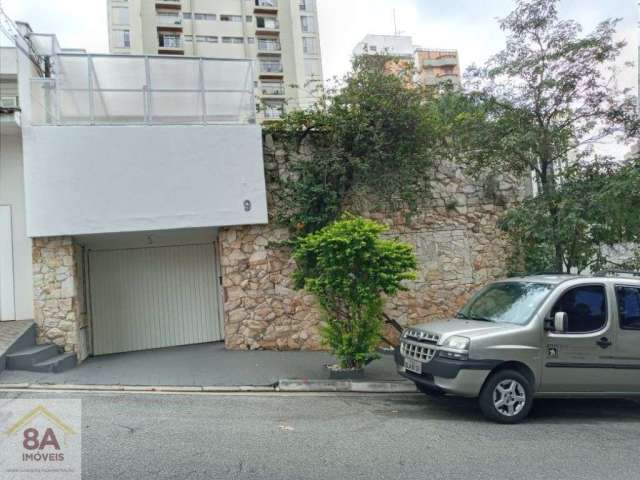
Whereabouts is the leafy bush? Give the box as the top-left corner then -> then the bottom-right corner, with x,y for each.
292,216 -> 417,369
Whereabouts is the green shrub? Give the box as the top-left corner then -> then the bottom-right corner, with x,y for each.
292,215 -> 417,369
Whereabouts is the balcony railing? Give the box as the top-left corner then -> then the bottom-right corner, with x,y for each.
261,84 -> 284,96
260,62 -> 283,73
30,53 -> 256,125
264,107 -> 283,119
157,13 -> 183,26
255,0 -> 277,7
257,40 -> 281,52
256,18 -> 280,30
158,35 -> 183,48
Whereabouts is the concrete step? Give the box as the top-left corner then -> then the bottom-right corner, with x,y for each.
5,344 -> 60,370
32,352 -> 77,373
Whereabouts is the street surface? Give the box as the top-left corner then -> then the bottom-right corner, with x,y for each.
1,390 -> 639,480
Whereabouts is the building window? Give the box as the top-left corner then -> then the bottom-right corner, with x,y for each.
194,13 -> 216,21
113,29 -> 131,48
304,59 -> 321,78
247,37 -> 255,44
196,35 -> 218,43
222,37 -> 244,44
183,12 -> 192,19
246,16 -> 253,22
303,37 -> 319,55
112,6 -> 129,25
369,45 -> 377,52
220,15 -> 243,22
300,15 -> 315,33
299,0 -> 315,11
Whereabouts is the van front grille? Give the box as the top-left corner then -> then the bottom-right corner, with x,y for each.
400,341 -> 436,363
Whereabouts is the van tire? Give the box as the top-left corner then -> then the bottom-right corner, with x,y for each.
478,369 -> 533,424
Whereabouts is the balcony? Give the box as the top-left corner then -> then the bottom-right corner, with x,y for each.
157,13 -> 183,27
156,0 -> 181,7
422,56 -> 458,67
257,39 -> 281,54
158,33 -> 183,53
263,105 -> 283,120
254,0 -> 278,13
261,83 -> 285,97
255,17 -> 280,35
259,61 -> 283,78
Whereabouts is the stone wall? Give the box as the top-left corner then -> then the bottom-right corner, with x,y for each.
32,237 -> 88,360
221,147 -> 526,350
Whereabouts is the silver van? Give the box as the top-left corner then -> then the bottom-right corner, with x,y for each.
395,272 -> 640,423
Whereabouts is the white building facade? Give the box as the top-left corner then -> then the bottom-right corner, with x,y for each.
107,0 -> 324,120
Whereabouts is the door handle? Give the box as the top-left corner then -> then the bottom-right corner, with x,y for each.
596,337 -> 612,349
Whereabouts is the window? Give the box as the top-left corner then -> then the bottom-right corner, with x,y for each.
220,15 -> 242,22
247,37 -> 255,44
551,285 -> 608,333
246,16 -> 253,22
299,0 -> 315,11
222,37 -> 244,44
304,59 -> 321,78
113,29 -> 131,48
196,35 -> 218,43
303,37 -> 319,55
616,286 -> 640,330
195,13 -> 216,21
369,45 -> 377,52
300,15 -> 314,33
183,12 -> 192,19
112,6 -> 129,25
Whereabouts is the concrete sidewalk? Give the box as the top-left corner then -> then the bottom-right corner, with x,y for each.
0,342 -> 411,392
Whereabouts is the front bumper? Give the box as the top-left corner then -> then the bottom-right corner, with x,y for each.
394,346 -> 498,397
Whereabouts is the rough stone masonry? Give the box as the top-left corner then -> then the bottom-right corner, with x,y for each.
220,146 -> 527,351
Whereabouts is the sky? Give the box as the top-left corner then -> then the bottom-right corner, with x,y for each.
1,0 -> 638,155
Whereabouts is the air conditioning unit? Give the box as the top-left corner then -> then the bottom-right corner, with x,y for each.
0,96 -> 19,108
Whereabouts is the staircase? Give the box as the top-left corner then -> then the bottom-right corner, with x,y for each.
1,322 -> 77,374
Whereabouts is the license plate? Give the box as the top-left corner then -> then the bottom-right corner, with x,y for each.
404,357 -> 422,374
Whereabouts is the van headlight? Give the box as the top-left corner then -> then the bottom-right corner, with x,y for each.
440,335 -> 470,360
441,335 -> 470,352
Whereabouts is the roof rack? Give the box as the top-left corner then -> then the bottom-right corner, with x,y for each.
594,270 -> 640,278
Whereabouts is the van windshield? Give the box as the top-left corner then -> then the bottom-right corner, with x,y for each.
457,282 -> 554,325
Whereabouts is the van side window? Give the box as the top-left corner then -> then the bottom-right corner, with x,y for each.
551,285 -> 607,333
616,286 -> 640,330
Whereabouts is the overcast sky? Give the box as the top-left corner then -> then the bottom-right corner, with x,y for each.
1,0 -> 638,155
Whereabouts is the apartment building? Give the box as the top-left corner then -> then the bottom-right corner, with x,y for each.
353,34 -> 461,86
107,0 -> 324,119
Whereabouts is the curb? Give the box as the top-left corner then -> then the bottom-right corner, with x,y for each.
0,380 -> 417,394
277,379 -> 417,393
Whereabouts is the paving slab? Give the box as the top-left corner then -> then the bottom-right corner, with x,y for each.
0,342 -> 400,387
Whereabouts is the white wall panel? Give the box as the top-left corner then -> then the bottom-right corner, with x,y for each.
22,124 -> 267,237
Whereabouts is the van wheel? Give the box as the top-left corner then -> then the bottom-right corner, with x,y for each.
478,369 -> 533,424
415,382 -> 445,397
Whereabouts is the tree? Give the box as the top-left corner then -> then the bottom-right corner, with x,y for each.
447,0 -> 638,271
267,55 -> 451,235
502,156 -> 640,273
292,216 -> 417,369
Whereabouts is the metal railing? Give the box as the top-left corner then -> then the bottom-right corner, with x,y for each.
157,13 -> 182,26
255,0 -> 278,7
261,84 -> 284,96
260,61 -> 283,73
257,40 -> 281,51
158,35 -> 183,48
30,53 -> 256,125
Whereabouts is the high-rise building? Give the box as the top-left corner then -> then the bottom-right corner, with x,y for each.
107,0 -> 324,120
353,34 -> 461,86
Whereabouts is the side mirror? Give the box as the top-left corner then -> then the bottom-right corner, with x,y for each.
553,312 -> 568,333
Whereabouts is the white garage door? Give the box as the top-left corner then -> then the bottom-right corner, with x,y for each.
89,243 -> 222,355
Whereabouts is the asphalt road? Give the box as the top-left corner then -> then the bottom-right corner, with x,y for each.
1,390 -> 639,480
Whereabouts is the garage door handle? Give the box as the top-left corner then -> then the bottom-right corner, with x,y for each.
596,337 -> 612,349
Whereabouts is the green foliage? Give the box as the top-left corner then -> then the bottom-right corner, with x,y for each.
292,216 -> 417,369
502,158 -> 640,273
267,55 -> 453,235
443,0 -> 638,272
